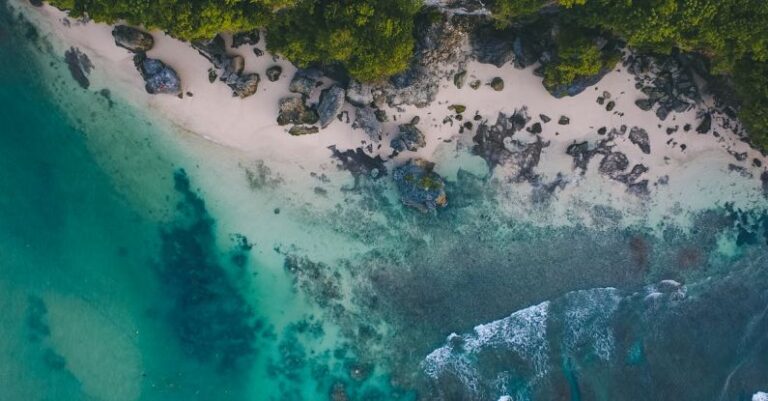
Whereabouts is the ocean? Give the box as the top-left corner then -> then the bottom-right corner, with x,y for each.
1,2 -> 767,401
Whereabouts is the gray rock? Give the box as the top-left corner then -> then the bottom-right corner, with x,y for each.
761,170 -> 768,196
219,55 -> 244,83
392,159 -> 447,213
111,26 -> 154,53
346,80 -> 374,107
539,114 -> 551,123
353,107 -> 383,140
277,97 -> 318,126
490,77 -> 504,91
599,152 -> 629,175
317,86 -> 345,128
629,127 -> 651,154
192,35 -> 226,62
391,120 -> 426,152
266,66 -> 282,82
635,98 -> 654,111
469,80 -> 481,90
289,125 -> 319,136
289,70 -> 319,96
229,73 -> 260,98
454,70 -> 467,89
558,116 -> 570,125
133,53 -> 181,96
696,113 -> 712,134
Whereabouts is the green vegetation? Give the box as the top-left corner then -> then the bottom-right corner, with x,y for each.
542,26 -> 619,92
734,59 -> 768,149
267,0 -> 419,82
48,0 -> 418,81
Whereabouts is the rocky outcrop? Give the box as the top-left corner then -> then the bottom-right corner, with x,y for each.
111,25 -> 154,53
317,86 -> 345,128
629,127 -> 651,154
626,53 -> 701,120
352,107 -> 383,140
390,118 -> 426,152
288,125 -> 319,136
599,152 -> 629,176
192,35 -> 259,98
277,97 -> 318,126
229,73 -> 260,98
346,80 -> 374,107
393,159 -> 448,213
64,47 -> 93,89
192,35 -> 226,62
133,53 -> 181,96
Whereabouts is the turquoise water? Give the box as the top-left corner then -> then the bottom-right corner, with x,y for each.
1,2 -> 768,401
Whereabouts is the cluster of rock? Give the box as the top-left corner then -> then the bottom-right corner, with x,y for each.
193,35 -> 260,98
111,25 -> 182,96
472,108 -> 550,184
627,53 -> 702,121
276,69 -> 347,135
566,126 -> 651,195
390,117 -> 426,152
392,159 -> 448,213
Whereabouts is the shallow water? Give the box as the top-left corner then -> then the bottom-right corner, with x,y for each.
1,2 -> 768,401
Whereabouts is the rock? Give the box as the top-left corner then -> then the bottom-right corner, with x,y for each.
375,109 -> 388,122
696,113 -> 712,134
192,35 -> 226,62
133,53 -> 181,96
346,80 -> 374,107
490,77 -> 504,91
629,127 -> 651,154
392,159 -> 448,213
470,25 -> 516,67
558,116 -> 570,125
289,125 -> 319,136
390,120 -> 426,152
289,70 -> 319,96
599,152 -> 629,175
232,30 -> 260,48
627,180 -> 650,196
545,68 -> 611,98
527,122 -> 542,134
64,47 -> 93,89
266,66 -> 282,82
615,164 -> 649,184
208,68 -> 218,83
219,55 -> 244,83
449,104 -> 466,114
469,80 -> 481,90
453,70 -> 467,89
655,106 -> 670,121
317,86 -> 345,128
277,97 -> 318,126
605,100 -> 616,112
353,107 -> 383,140
761,170 -> 768,196
111,25 -> 154,53
253,48 -> 264,57
328,146 -> 387,180
229,73 -> 260,98
539,114 -> 551,123
29,0 -> 43,7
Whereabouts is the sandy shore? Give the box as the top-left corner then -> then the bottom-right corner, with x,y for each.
13,0 -> 767,229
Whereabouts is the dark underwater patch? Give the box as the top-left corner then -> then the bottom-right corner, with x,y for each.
156,169 -> 259,372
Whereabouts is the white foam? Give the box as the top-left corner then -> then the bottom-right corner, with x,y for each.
753,392 -> 768,401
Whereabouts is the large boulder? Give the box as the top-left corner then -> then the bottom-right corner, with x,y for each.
192,35 -> 226,62
133,53 -> 181,96
317,86 -> 345,128
229,73 -> 260,98
392,159 -> 448,213
111,25 -> 154,53
390,118 -> 426,152
289,69 -> 320,96
277,97 -> 318,126
629,127 -> 651,154
352,107 -> 383,140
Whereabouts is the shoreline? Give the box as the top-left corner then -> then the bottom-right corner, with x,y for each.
12,0 -> 768,229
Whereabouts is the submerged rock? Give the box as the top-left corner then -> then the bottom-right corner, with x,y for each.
328,146 -> 387,180
133,53 -> 181,95
317,86 -> 345,128
629,127 -> 651,154
392,159 -> 448,213
111,25 -> 154,53
64,47 -> 93,89
391,118 -> 426,152
277,97 -> 318,126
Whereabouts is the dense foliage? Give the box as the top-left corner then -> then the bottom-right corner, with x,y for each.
267,0 -> 419,82
542,25 -> 619,92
